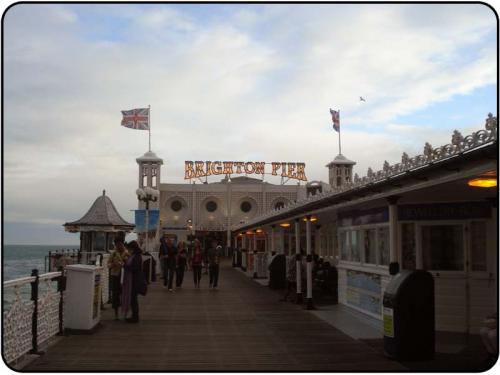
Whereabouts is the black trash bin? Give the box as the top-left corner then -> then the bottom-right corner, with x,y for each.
383,269 -> 434,361
236,249 -> 242,267
268,254 -> 286,289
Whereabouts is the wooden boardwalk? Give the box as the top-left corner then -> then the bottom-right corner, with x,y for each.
25,262 -> 406,371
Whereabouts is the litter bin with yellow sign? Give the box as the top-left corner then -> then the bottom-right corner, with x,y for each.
383,269 -> 434,360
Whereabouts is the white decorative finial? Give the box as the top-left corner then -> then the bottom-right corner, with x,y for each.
424,142 -> 433,160
451,130 -> 463,146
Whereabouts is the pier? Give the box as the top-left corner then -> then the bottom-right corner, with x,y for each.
23,261 -> 405,371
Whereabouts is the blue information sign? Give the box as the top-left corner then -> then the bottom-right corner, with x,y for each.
134,209 -> 160,232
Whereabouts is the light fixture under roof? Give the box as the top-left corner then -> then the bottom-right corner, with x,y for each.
468,171 -> 497,188
303,216 -> 318,222
279,222 -> 291,228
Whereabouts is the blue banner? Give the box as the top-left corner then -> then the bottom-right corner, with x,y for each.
134,210 -> 160,233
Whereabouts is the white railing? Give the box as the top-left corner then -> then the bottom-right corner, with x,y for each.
234,113 -> 497,230
3,271 -> 63,364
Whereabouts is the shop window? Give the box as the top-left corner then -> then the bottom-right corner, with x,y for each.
377,227 -> 390,265
470,221 -> 487,271
401,223 -> 416,270
321,235 -> 327,256
340,231 -> 349,260
93,232 -> 106,251
422,225 -> 464,271
363,229 -> 376,264
351,230 -> 361,262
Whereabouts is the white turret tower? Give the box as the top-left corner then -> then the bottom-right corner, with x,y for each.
326,154 -> 356,188
136,151 -> 163,210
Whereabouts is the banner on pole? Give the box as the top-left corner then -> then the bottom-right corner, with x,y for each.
134,209 -> 160,233
121,108 -> 150,130
329,108 -> 340,132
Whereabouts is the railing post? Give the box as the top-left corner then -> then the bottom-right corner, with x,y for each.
29,269 -> 43,355
57,272 -> 66,335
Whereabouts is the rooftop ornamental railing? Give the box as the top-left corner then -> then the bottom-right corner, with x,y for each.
234,113 -> 497,230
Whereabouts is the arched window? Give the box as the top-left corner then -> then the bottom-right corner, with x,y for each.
274,201 -> 285,210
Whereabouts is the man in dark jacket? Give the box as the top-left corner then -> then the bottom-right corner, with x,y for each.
159,236 -> 178,291
124,241 -> 146,323
207,242 -> 222,289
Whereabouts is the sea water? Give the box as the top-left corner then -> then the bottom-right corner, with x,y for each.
3,244 -> 79,281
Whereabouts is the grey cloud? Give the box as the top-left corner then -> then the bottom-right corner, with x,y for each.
3,4 -> 496,244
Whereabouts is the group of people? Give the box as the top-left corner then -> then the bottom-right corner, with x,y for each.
108,239 -> 147,323
107,235 -> 225,323
159,235 -> 223,291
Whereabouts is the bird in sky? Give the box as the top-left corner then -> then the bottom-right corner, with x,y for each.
359,96 -> 366,102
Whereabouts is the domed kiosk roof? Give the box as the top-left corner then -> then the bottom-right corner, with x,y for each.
63,190 -> 135,232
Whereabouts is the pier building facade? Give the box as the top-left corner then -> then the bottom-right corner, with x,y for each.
233,114 -> 498,335
133,114 -> 497,336
135,152 -> 318,249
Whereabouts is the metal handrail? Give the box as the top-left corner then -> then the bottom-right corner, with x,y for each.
38,272 -> 63,281
3,276 -> 36,288
3,269 -> 66,364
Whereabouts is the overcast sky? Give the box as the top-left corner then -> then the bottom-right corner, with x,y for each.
3,3 -> 497,245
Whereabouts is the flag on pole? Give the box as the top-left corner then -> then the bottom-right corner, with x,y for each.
121,108 -> 150,130
330,108 -> 340,132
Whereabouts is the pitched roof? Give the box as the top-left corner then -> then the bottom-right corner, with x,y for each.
63,190 -> 134,231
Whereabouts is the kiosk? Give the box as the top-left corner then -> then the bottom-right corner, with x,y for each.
65,264 -> 103,331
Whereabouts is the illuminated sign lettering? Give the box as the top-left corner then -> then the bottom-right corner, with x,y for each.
184,161 -> 307,181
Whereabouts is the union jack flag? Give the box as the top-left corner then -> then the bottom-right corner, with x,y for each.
121,108 -> 150,130
330,108 -> 340,132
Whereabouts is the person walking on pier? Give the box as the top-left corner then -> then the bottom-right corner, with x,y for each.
208,243 -> 222,289
122,240 -> 147,323
160,235 -> 178,291
191,242 -> 203,288
281,250 -> 297,303
176,241 -> 188,288
109,238 -> 129,320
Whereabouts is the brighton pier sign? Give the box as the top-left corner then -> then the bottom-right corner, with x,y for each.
184,161 -> 307,181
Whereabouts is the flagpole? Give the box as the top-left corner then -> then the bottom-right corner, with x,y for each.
148,104 -> 151,151
338,110 -> 342,155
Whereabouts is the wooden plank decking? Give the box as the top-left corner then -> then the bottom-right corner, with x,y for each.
25,262 -> 406,371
